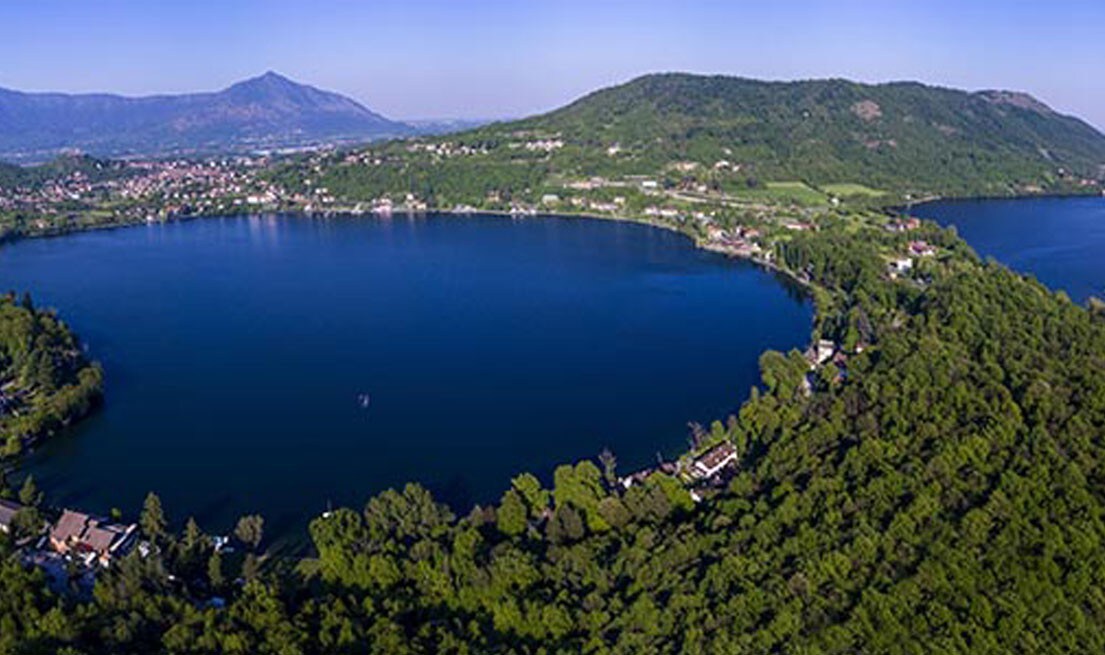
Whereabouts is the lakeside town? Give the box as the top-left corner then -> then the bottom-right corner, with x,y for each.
0,144 -> 953,293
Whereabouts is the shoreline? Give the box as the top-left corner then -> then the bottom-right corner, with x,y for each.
905,188 -> 1104,211
6,189 -> 1096,581
0,204 -> 817,300
2,206 -> 820,541
22,186 -> 1100,539
1,204 -> 818,305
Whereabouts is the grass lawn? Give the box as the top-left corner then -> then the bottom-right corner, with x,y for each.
820,183 -> 886,198
732,181 -> 828,206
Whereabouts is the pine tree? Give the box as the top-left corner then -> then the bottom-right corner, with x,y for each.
598,448 -> 618,486
140,492 -> 168,541
242,553 -> 260,582
496,490 -> 527,537
18,475 -> 42,507
181,516 -> 207,562
207,551 -> 224,589
234,514 -> 264,551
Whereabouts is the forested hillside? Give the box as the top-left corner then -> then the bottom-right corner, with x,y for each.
0,293 -> 103,456
278,74 -> 1105,216
512,73 -> 1105,195
0,155 -> 129,191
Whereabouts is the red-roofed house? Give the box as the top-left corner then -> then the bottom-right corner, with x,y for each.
909,240 -> 937,257
49,509 -> 137,566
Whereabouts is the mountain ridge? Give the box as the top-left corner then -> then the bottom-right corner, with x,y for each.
499,72 -> 1105,195
0,72 -> 413,161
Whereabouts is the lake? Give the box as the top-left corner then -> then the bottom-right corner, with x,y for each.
917,196 -> 1105,303
0,214 -> 811,538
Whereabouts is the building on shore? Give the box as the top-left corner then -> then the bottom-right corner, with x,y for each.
805,339 -> 837,368
691,442 -> 739,479
48,510 -> 137,567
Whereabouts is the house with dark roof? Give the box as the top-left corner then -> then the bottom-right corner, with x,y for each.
0,499 -> 22,534
49,509 -> 137,566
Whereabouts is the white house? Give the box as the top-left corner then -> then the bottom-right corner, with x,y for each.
692,442 -> 739,479
889,257 -> 913,275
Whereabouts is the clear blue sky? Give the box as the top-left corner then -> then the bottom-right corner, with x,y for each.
2,0 -> 1103,129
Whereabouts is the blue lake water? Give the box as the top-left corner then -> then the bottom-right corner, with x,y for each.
0,214 -> 811,538
917,196 -> 1105,303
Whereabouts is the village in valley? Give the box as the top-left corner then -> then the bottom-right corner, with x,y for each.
0,155 -> 288,238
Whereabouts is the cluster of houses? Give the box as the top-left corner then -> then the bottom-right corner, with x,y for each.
520,139 -> 564,153
644,205 -> 682,220
348,194 -> 431,216
571,197 -> 625,214
886,216 -> 921,233
885,216 -> 936,278
706,225 -> 763,257
48,510 -> 137,567
508,203 -> 539,217
404,141 -> 488,158
0,499 -> 137,568
0,157 -> 289,226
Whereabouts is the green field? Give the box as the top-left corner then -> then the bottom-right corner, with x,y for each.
725,181 -> 828,206
759,181 -> 828,205
820,182 -> 886,198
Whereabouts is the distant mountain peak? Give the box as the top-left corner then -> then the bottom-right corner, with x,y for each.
0,74 -> 413,160
231,70 -> 300,90
224,71 -> 335,102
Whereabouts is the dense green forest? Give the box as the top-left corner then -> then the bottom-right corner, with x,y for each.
0,293 -> 103,457
516,74 -> 1105,194
3,210 -> 1105,653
